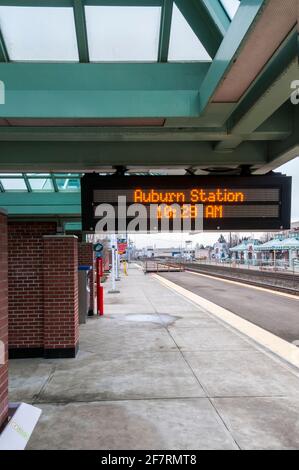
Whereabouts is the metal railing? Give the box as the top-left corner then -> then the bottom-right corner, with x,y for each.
143,260 -> 185,274
192,258 -> 299,274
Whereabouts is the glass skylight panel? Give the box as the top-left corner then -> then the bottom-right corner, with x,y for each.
28,178 -> 54,191
220,0 -> 240,19
168,4 -> 211,62
56,178 -> 80,192
85,6 -> 161,62
0,178 -> 27,191
0,7 -> 79,61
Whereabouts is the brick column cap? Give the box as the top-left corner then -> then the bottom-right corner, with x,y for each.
0,208 -> 7,215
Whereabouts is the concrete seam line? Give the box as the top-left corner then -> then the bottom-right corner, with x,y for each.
186,270 -> 299,300
152,274 -> 299,371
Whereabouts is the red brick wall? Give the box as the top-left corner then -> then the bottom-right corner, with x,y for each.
0,211 -> 8,429
43,236 -> 79,357
8,222 -> 56,352
78,242 -> 95,314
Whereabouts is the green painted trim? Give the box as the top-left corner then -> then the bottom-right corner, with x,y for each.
0,192 -> 81,216
158,0 -> 173,62
65,222 -> 82,231
175,0 -> 223,58
73,0 -> 90,63
199,0 -> 267,113
0,62 -> 210,117
0,62 -> 208,89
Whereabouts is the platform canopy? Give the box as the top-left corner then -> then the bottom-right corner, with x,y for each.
0,0 -> 296,176
0,172 -> 81,219
255,233 -> 299,251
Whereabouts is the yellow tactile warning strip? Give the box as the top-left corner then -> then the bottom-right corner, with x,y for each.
153,274 -> 299,370
186,270 -> 299,300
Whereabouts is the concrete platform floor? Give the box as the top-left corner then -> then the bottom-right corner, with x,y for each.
9,264 -> 299,450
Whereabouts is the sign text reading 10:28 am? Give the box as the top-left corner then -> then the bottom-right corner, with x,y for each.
134,188 -> 246,219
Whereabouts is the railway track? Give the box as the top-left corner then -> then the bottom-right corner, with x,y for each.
141,258 -> 299,296
181,263 -> 299,296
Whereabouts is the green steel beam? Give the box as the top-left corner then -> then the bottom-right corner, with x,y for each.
0,62 -> 210,118
254,106 -> 299,175
73,0 -> 89,63
0,141 -> 267,171
174,0 -> 224,58
0,62 -> 203,90
158,0 -> 173,62
201,0 -> 230,36
22,173 -> 32,192
229,29 -> 297,131
199,0 -> 267,113
215,29 -> 298,150
0,126 -> 230,142
247,103 -> 292,141
51,174 -> 59,192
0,192 -> 81,216
0,118 -> 291,142
216,58 -> 298,151
0,28 -> 9,62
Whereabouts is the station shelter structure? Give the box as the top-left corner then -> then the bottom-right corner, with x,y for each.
0,0 -> 298,431
230,231 -> 299,267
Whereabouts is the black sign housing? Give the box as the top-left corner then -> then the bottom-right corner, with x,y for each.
81,174 -> 292,232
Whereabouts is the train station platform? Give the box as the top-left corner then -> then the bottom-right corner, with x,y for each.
9,264 -> 299,450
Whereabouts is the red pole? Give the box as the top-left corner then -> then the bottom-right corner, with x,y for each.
96,258 -> 104,316
99,286 -> 104,316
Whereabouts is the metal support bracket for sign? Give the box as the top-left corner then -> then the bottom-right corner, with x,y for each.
113,166 -> 127,176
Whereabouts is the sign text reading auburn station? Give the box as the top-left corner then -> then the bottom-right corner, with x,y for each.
134,188 -> 245,204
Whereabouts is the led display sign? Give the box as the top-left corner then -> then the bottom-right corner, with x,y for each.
81,174 -> 291,232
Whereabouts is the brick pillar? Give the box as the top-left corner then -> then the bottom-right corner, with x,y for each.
78,242 -> 95,315
0,210 -> 8,429
43,236 -> 79,358
8,222 -> 57,358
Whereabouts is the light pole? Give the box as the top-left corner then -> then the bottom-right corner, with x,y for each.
108,234 -> 120,294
